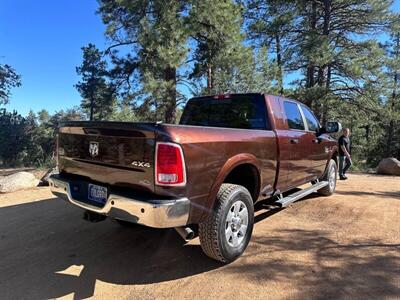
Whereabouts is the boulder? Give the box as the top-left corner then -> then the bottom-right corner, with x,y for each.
0,172 -> 40,193
377,158 -> 400,176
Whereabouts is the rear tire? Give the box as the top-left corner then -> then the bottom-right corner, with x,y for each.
199,184 -> 254,263
318,159 -> 337,196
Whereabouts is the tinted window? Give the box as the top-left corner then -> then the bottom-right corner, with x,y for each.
301,105 -> 319,132
180,96 -> 269,130
283,101 -> 305,130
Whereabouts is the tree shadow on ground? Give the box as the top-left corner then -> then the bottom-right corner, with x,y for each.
0,199 -> 222,299
335,190 -> 400,199
1,190 -> 398,299
227,228 -> 400,299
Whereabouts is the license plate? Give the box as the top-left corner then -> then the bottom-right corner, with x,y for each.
88,184 -> 107,204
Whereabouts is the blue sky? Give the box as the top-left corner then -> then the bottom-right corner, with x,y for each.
1,0 -> 399,116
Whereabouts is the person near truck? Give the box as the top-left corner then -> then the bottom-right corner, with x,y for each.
338,128 -> 352,180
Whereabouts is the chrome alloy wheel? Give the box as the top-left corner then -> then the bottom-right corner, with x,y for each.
329,166 -> 337,190
225,200 -> 249,247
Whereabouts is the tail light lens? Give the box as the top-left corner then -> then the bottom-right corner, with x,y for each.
155,142 -> 186,186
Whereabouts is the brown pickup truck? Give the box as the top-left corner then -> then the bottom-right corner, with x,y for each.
49,93 -> 341,262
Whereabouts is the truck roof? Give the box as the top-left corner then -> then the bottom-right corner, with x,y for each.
190,93 -> 304,106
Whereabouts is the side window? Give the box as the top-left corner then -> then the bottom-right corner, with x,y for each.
283,101 -> 305,130
301,105 -> 320,132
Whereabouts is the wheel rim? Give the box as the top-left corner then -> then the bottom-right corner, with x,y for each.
225,200 -> 249,247
329,166 -> 336,190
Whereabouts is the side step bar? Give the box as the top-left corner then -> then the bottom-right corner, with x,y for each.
275,181 -> 329,207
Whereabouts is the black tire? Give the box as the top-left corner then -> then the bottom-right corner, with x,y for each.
199,183 -> 254,263
318,159 -> 337,196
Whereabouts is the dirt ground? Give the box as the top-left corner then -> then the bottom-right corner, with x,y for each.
0,173 -> 399,300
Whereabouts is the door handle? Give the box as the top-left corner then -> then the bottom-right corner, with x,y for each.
290,138 -> 299,144
312,139 -> 320,144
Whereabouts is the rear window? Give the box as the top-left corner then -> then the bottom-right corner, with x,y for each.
180,95 -> 269,130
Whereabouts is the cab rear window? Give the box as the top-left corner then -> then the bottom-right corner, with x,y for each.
180,95 -> 270,130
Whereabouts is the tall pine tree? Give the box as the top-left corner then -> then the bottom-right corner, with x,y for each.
75,43 -> 115,121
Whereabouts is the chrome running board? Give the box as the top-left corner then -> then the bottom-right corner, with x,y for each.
275,181 -> 329,207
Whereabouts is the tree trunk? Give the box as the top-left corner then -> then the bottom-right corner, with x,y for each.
305,0 -> 317,91
90,97 -> 94,121
207,63 -> 213,93
164,66 -> 177,123
207,47 -> 213,93
386,33 -> 400,157
317,0 -> 332,87
275,34 -> 283,95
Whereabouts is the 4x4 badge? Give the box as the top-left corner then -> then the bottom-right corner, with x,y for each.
89,141 -> 99,157
131,161 -> 151,168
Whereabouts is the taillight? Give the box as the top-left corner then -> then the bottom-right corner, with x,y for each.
155,142 -> 186,186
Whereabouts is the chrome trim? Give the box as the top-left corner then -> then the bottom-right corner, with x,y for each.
49,176 -> 190,228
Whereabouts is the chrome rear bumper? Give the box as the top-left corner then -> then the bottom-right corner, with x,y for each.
49,175 -> 190,228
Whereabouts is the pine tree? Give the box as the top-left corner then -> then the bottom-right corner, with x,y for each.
294,0 -> 391,121
245,0 -> 297,94
98,0 -> 189,123
75,43 -> 115,121
0,63 -> 21,105
188,0 -> 276,95
246,0 -> 392,122
383,17 -> 400,158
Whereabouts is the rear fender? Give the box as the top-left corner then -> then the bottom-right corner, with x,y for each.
201,153 -> 261,221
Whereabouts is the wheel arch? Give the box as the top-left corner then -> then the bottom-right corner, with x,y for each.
201,154 -> 261,221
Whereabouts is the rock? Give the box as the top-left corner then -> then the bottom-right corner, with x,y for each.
377,158 -> 400,176
0,172 -> 40,193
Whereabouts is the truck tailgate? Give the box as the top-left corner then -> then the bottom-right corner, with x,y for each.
58,121 -> 156,192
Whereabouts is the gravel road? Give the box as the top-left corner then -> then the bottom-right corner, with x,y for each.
0,173 -> 399,299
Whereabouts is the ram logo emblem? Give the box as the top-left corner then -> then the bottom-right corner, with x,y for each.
89,141 -> 99,157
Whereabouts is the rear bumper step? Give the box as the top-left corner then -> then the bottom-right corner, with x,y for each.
275,181 -> 329,207
49,175 -> 190,228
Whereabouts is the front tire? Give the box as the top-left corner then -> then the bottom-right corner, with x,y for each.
318,159 -> 337,196
199,184 -> 254,263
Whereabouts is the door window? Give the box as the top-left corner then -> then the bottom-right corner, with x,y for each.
301,105 -> 320,132
283,101 -> 305,130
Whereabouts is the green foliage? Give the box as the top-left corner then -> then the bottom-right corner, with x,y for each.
0,64 -> 21,105
75,43 -> 115,121
98,0 -> 190,123
108,103 -> 138,122
0,107 -> 85,168
0,109 -> 28,166
2,0 -> 400,169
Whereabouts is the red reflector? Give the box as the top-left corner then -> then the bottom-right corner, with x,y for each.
156,143 -> 186,186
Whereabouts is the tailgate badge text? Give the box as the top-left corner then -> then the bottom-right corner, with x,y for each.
131,161 -> 151,168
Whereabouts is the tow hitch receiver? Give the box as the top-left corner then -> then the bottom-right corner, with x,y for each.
83,210 -> 107,223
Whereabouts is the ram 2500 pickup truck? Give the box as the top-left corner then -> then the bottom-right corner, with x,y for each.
49,93 -> 341,263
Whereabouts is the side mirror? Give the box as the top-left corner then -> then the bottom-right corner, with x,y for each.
319,121 -> 342,134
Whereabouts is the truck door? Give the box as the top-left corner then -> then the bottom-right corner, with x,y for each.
282,101 -> 315,188
300,105 -> 331,177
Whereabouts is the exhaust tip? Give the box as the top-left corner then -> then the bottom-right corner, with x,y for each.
175,226 -> 195,241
